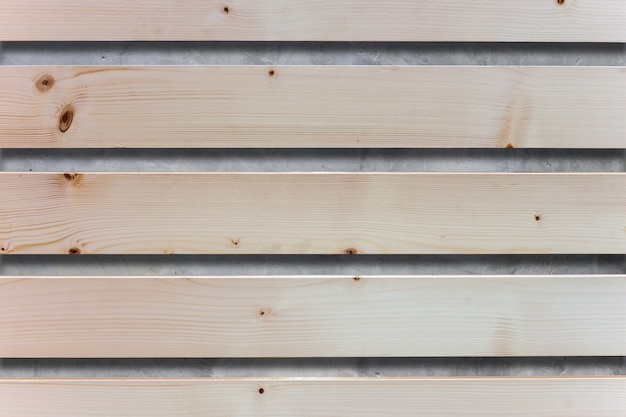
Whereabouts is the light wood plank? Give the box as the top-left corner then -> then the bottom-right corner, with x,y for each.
1,66 -> 625,148
1,173 -> 625,255
2,1 -> 625,42
1,275 -> 625,358
2,378 -> 625,417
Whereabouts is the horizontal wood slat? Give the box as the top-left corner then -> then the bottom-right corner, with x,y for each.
2,378 -> 625,416
2,1 -> 625,42
1,173 -> 625,255
1,66 -> 626,148
1,275 -> 625,358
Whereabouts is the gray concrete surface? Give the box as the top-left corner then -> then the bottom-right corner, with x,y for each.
0,41 -> 625,377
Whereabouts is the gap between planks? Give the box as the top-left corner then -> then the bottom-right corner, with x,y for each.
1,275 -> 625,357
1,66 -> 625,148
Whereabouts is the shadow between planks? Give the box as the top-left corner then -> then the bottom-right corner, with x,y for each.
2,275 -> 625,358
1,377 -> 625,417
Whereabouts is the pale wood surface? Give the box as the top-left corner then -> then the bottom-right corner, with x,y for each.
1,66 -> 625,148
1,173 -> 625,255
2,378 -> 625,417
1,275 -> 625,358
2,1 -> 625,42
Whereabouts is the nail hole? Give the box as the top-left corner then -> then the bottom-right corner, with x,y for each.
68,247 -> 81,254
268,70 -> 275,76
59,104 -> 74,132
1,247 -> 5,252
557,0 -> 564,5
535,215 -> 542,221
353,276 -> 360,281
258,388 -> 264,394
223,6 -> 229,13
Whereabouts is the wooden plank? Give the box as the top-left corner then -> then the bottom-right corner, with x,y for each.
1,173 -> 625,255
2,1 -> 625,42
1,275 -> 625,358
1,66 -> 625,148
2,378 -> 625,417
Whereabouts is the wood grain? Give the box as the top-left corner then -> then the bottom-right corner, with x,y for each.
2,378 -> 625,417
2,1 -> 625,42
1,275 -> 625,358
1,66 -> 626,148
1,173 -> 625,255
